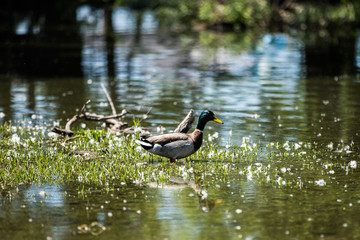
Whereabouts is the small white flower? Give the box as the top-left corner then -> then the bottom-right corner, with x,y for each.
283,141 -> 290,151
246,171 -> 253,181
134,126 -> 142,133
11,134 -> 20,144
315,179 -> 326,186
200,190 -> 208,200
157,126 -> 166,133
327,142 -> 333,150
349,161 -> 357,169
242,136 -> 250,143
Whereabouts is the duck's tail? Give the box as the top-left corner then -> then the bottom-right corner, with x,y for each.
135,139 -> 153,150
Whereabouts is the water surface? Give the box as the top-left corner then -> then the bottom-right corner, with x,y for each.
1,5 -> 360,240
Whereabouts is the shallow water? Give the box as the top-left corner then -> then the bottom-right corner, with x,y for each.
2,164 -> 360,240
1,7 -> 359,146
1,5 -> 360,240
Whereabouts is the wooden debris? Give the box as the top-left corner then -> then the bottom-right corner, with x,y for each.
50,83 -> 195,138
51,86 -> 129,136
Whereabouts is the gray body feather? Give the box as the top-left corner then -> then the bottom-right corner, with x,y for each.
136,132 -> 198,159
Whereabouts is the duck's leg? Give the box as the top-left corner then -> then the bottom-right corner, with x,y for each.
170,158 -> 176,163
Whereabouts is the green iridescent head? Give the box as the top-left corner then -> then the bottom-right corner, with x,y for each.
196,110 -> 223,130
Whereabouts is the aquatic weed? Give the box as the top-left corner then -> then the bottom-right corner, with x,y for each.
0,123 -> 359,192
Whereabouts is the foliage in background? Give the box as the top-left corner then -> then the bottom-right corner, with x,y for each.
153,0 -> 360,30
155,0 -> 271,30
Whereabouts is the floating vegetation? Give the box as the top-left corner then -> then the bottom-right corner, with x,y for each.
0,122 -> 359,194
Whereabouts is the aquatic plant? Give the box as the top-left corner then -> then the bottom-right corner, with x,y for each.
0,122 -> 358,193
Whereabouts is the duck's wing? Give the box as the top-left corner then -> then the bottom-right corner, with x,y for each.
146,133 -> 191,145
136,133 -> 191,149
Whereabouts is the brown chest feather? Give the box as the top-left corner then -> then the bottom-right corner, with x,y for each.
192,130 -> 203,151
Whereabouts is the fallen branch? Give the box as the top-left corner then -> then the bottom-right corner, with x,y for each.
101,83 -> 117,115
52,101 -> 92,136
51,126 -> 75,137
51,100 -> 128,136
50,83 -> 194,138
51,80 -> 131,138
85,109 -> 128,121
81,99 -> 91,114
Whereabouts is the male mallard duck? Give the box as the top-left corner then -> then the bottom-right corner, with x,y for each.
135,110 -> 223,162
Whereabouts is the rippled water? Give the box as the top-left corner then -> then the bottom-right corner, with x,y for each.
2,165 -> 360,239
1,7 -> 360,146
1,6 -> 360,240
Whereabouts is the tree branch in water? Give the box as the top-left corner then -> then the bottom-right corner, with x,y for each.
51,87 -> 128,136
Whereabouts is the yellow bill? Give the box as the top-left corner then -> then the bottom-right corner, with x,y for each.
213,116 -> 224,124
